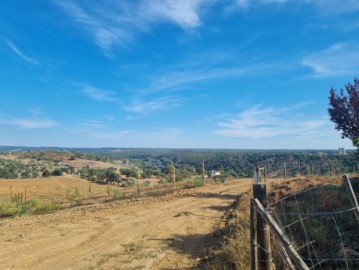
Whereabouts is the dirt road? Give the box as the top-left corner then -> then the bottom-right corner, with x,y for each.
0,180 -> 252,270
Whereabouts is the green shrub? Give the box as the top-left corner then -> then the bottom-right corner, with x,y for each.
141,180 -> 151,187
112,189 -> 124,200
191,177 -> 204,187
127,178 -> 135,187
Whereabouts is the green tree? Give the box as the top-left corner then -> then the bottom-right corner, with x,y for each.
328,78 -> 359,148
120,168 -> 138,179
105,168 -> 120,182
52,168 -> 63,176
42,170 -> 51,177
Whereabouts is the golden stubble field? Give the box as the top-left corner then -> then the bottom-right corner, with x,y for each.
0,176 -> 122,203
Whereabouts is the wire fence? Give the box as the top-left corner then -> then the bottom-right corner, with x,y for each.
0,178 -> 205,206
247,158 -> 358,181
252,176 -> 359,270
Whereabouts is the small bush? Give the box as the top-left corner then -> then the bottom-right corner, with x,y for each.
141,180 -> 151,187
112,189 -> 124,200
158,178 -> 169,184
191,177 -> 204,187
127,178 -> 135,187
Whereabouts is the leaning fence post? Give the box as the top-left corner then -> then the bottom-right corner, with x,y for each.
253,170 -> 272,270
253,199 -> 309,270
343,175 -> 359,224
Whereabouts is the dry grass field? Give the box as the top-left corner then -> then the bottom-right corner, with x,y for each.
0,176 -> 119,202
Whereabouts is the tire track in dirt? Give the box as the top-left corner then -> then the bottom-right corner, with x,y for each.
28,217 -> 114,269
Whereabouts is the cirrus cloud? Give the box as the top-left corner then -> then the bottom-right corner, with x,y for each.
214,104 -> 329,139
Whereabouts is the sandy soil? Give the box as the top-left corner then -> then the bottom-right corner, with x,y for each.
0,179 -> 252,270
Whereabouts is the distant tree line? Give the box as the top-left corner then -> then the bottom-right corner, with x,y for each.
105,149 -> 358,179
2,149 -> 357,181
0,158 -> 76,179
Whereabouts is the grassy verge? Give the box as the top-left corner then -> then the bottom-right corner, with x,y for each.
202,192 -> 251,270
0,198 -> 61,218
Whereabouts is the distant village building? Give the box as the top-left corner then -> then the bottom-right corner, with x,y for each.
339,148 -> 346,155
211,170 -> 221,178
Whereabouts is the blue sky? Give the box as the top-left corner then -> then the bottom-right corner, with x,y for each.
1,0 -> 359,149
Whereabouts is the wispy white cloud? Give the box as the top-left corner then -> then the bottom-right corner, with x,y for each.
6,40 -> 39,65
28,107 -> 43,117
124,96 -> 184,117
302,43 -> 359,77
55,0 -> 212,53
229,0 -> 359,14
143,0 -> 206,28
79,120 -> 107,129
139,63 -> 277,96
305,0 -> 359,14
82,85 -> 119,102
213,105 -> 329,139
0,117 -> 56,129
227,0 -> 287,11
79,123 -> 185,146
87,128 -> 184,145
134,43 -> 296,97
87,130 -> 131,140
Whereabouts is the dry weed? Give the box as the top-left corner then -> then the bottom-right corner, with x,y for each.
203,192 -> 251,270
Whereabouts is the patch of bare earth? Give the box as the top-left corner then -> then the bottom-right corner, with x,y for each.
0,179 -> 252,270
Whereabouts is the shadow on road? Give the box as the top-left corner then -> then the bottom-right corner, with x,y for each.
191,192 -> 239,201
150,195 -> 242,269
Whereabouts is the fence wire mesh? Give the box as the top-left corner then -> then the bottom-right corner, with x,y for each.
268,181 -> 359,269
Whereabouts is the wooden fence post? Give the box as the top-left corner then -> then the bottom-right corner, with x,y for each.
136,177 -> 140,197
310,162 -> 313,177
253,199 -> 309,270
264,164 -> 267,183
297,161 -> 301,178
202,161 -> 205,185
343,175 -> 359,224
283,162 -> 287,181
253,180 -> 272,270
172,163 -> 176,192
329,163 -> 332,176
250,198 -> 258,270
